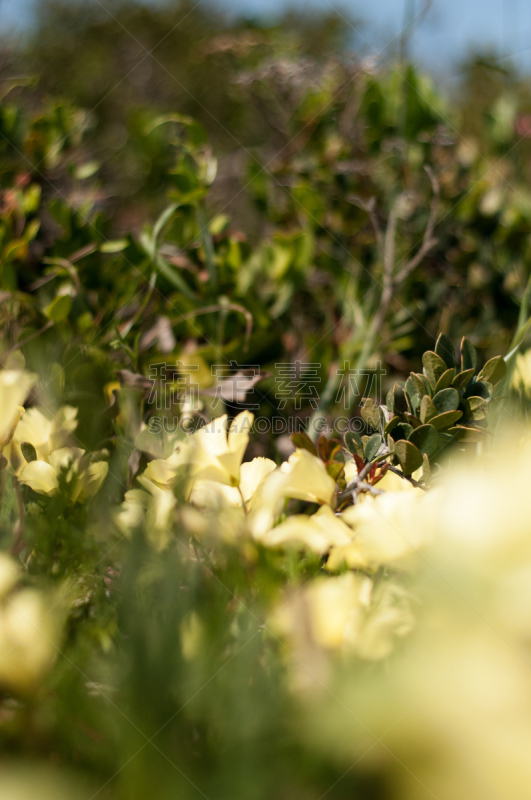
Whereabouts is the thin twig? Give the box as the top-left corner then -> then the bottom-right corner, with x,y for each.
394,166 -> 440,284
364,167 -> 440,345
384,196 -> 401,280
387,464 -> 427,490
356,481 -> 384,496
349,195 -> 384,260
335,456 -> 387,504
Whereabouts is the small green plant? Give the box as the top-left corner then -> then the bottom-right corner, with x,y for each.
343,333 -> 507,486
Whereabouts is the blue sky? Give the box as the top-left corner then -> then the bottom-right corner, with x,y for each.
2,0 -> 531,75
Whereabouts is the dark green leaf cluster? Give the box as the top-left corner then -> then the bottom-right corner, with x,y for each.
350,334 -> 506,478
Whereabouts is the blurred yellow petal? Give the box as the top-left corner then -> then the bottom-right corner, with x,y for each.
188,479 -> 240,509
75,461 -> 109,502
0,405 -> 25,451
0,589 -> 59,693
275,572 -> 415,660
143,450 -> 189,489
0,369 -> 37,450
18,461 -> 59,495
47,447 -> 84,472
261,505 -> 352,555
137,475 -> 177,547
328,489 -> 428,572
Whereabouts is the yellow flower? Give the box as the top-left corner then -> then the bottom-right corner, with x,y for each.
189,456 -> 276,509
0,555 -> 61,694
18,459 -> 59,495
18,447 -> 108,502
188,410 -> 254,486
115,488 -> 147,533
142,448 -> 192,490
8,405 -> 78,472
275,572 -> 415,659
327,488 -> 428,572
142,411 -> 254,492
137,476 -> 177,548
260,505 -> 352,555
249,449 -> 337,540
0,368 -> 37,450
279,448 -> 336,505
116,477 -> 177,550
0,588 -> 60,693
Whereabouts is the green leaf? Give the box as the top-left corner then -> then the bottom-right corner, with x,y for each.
477,356 -> 507,386
317,435 -> 329,462
434,368 -> 456,394
422,351 -> 447,389
379,406 -> 391,430
405,376 -> 419,415
429,410 -> 463,430
153,203 -> 179,247
435,333 -> 455,368
394,440 -> 423,476
420,394 -> 437,423
360,398 -> 380,430
432,387 -> 460,413
154,252 -> 197,301
75,160 -> 100,180
100,239 -> 128,253
291,432 -> 318,457
408,424 -> 439,458
409,373 -> 430,399
44,294 -> 72,322
384,416 -> 399,435
392,383 -> 408,414
21,442 -> 37,463
326,461 -> 345,481
391,423 -> 414,441
464,380 -> 491,400
461,337 -> 478,372
467,396 -> 489,420
344,431 -> 364,457
364,433 -> 382,462
447,425 -> 487,442
451,368 -> 474,390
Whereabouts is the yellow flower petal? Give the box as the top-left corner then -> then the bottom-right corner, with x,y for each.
18,460 -> 59,495
261,504 -> 352,555
0,369 -> 37,450
0,589 -> 58,693
279,448 -> 336,505
328,489 -> 427,572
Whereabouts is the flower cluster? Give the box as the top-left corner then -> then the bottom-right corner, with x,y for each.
118,409 -> 428,662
